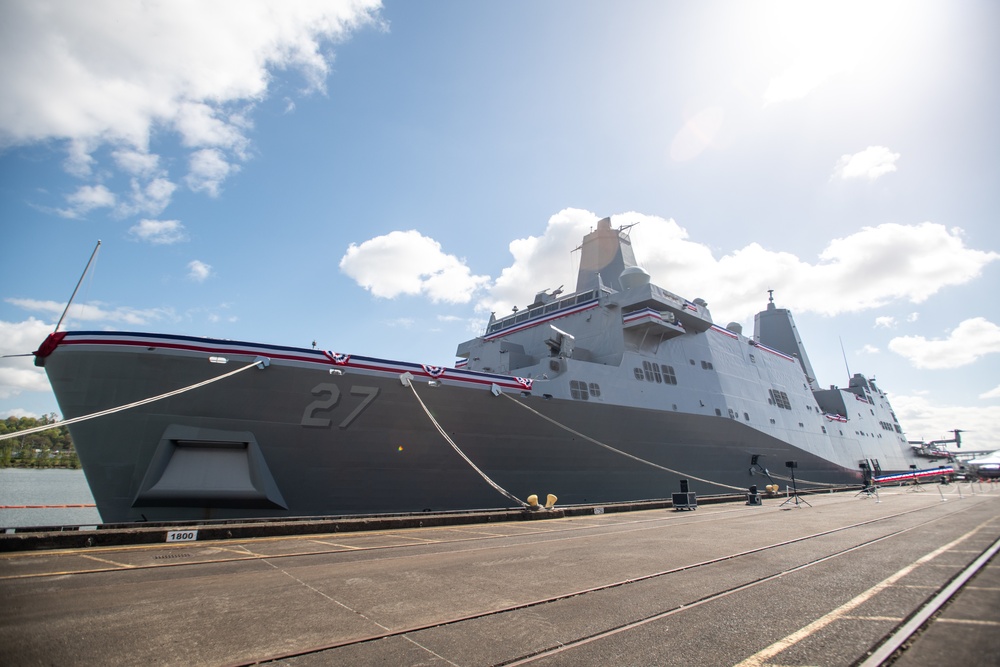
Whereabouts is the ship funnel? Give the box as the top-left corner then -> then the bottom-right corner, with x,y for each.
575,217 -> 639,292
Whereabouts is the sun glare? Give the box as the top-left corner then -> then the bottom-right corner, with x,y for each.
756,0 -> 911,106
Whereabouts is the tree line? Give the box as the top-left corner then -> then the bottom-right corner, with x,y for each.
0,415 -> 80,468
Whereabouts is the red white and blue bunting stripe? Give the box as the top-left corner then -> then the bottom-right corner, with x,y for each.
48,331 -> 534,392
484,298 -> 599,341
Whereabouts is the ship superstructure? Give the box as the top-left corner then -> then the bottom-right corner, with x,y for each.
457,218 -> 913,475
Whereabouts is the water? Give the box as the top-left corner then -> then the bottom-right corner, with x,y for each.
0,468 -> 102,528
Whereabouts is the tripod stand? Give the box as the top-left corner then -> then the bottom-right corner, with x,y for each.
780,461 -> 811,508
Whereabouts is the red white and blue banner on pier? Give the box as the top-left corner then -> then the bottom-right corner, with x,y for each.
874,466 -> 954,484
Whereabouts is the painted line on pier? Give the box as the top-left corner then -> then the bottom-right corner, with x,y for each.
732,523 -> 991,667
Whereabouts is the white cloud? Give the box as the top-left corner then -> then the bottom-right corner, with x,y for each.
888,318 -> 1000,369
980,386 -> 1000,400
117,177 -> 178,217
0,1 -> 381,215
187,260 -> 213,282
860,344 -> 879,354
483,209 -> 603,315
833,146 -> 900,181
128,219 -> 187,245
874,316 -> 895,329
57,184 -> 116,218
0,407 -> 42,420
185,149 -> 237,197
174,102 -> 250,153
0,318 -> 56,400
63,138 -> 97,177
112,149 -> 160,177
473,210 -> 1000,327
339,230 -> 490,304
892,393 -> 1000,451
6,298 -> 174,326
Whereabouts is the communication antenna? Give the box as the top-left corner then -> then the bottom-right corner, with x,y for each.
839,336 -> 851,379
55,240 -> 101,333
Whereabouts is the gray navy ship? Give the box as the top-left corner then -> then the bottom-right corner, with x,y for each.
35,218 -> 923,523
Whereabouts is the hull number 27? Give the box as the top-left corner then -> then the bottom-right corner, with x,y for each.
300,383 -> 379,429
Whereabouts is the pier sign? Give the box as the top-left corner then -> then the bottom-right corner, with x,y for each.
166,530 -> 199,543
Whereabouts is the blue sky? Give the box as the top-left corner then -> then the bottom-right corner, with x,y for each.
1,0 -> 998,451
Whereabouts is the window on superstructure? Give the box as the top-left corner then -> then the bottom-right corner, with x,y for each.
570,380 -> 589,400
633,367 -> 644,381
700,360 -> 714,370
663,365 -> 677,385
589,383 -> 601,397
744,412 -> 750,421
643,360 -> 662,383
715,408 -> 722,416
749,353 -> 756,363
768,388 -> 791,410
652,363 -> 662,383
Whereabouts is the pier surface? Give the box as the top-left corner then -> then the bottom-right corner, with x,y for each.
2,486 -> 998,666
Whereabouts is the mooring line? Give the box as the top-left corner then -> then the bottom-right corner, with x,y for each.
406,380 -> 528,508
0,358 -> 266,441
501,393 -> 745,491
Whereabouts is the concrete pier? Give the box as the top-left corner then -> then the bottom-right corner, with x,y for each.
1,485 -> 998,666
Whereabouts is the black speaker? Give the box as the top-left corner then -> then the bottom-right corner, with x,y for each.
749,485 -> 758,495
785,461 -> 798,469
679,479 -> 689,493
672,491 -> 697,510
751,455 -> 759,465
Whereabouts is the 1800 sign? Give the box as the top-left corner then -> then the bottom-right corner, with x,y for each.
300,383 -> 379,429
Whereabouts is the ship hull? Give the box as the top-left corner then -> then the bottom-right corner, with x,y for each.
44,333 -> 872,523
